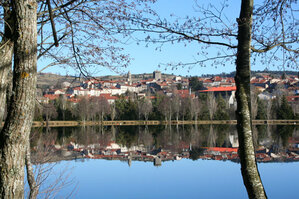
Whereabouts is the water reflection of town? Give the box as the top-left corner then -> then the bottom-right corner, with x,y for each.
30,125 -> 299,166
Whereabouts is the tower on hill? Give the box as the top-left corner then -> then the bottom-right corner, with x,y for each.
153,70 -> 161,81
127,71 -> 132,85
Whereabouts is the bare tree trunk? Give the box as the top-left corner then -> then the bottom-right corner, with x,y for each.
0,42 -> 13,123
0,2 -> 14,123
25,143 -> 39,199
207,92 -> 216,120
0,0 -> 37,198
235,0 -> 267,198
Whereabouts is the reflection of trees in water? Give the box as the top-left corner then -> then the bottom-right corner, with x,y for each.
115,126 -> 139,148
198,125 -> 233,148
138,127 -> 154,149
215,125 -> 232,147
30,127 -> 59,152
255,125 -> 268,144
273,125 -> 296,149
253,125 -> 297,153
189,147 -> 206,161
30,126 -> 114,149
30,125 -> 298,157
197,125 -> 210,146
207,125 -> 216,147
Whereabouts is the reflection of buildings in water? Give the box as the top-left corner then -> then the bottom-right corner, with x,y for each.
154,157 -> 162,166
30,126 -> 299,164
229,134 -> 239,148
258,138 -> 273,148
128,152 -> 132,167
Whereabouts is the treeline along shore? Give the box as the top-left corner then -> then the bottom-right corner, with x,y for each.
2,120 -> 298,128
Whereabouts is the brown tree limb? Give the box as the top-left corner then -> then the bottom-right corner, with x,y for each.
25,144 -> 39,199
251,40 -> 299,53
37,32 -> 69,59
46,0 -> 59,47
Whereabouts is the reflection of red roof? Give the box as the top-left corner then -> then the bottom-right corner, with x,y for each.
288,137 -> 299,144
288,87 -> 299,91
73,87 -> 81,90
255,86 -> 265,90
199,86 -> 236,92
287,96 -> 299,102
205,147 -> 238,152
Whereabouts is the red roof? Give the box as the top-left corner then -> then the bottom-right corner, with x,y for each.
213,76 -> 222,81
251,79 -> 267,84
99,94 -> 118,100
226,78 -> 235,83
148,96 -> 156,99
176,90 -> 189,94
158,82 -> 168,86
262,75 -> 270,79
44,94 -> 59,100
100,93 -> 112,97
67,98 -> 80,103
203,79 -> 213,83
103,95 -> 118,100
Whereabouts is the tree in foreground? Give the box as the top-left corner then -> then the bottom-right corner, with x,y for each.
122,0 -> 298,198
0,0 -> 155,197
0,1 -> 37,198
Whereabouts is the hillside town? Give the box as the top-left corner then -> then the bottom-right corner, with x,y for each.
38,70 -> 299,120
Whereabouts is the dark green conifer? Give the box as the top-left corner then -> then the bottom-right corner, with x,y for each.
213,94 -> 229,120
277,95 -> 294,119
256,98 -> 267,120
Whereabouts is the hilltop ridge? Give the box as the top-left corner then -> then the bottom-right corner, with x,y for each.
38,70 -> 298,89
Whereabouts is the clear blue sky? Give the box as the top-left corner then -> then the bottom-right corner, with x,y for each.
38,0 -> 297,77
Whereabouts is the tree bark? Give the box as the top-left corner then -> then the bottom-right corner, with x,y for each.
0,2 -> 14,123
0,0 -> 37,198
235,0 -> 267,198
0,41 -> 13,123
25,142 -> 38,199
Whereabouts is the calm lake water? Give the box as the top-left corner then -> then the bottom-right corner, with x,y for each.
30,125 -> 299,199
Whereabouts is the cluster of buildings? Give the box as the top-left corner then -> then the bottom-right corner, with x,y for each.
53,136 -> 299,166
39,71 -> 299,109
